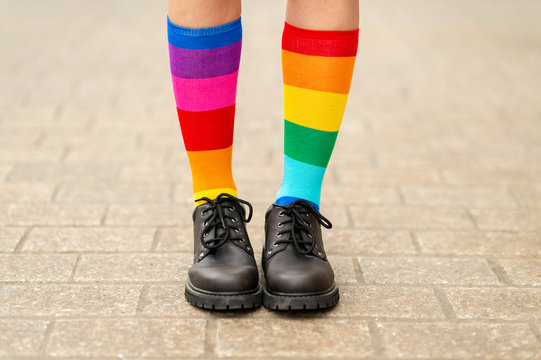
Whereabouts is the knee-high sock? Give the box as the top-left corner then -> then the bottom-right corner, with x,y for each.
275,22 -> 358,210
167,16 -> 241,204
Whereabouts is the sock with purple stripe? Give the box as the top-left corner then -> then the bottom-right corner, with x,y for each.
167,16 -> 242,204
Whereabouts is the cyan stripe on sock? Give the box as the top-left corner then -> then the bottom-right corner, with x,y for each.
167,16 -> 242,50
275,155 -> 326,210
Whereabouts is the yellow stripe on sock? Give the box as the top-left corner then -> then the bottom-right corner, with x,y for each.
284,84 -> 349,132
194,187 -> 238,204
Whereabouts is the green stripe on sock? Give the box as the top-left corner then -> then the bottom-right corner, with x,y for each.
284,120 -> 338,167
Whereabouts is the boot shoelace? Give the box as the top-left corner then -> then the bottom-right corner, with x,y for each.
194,193 -> 253,250
274,199 -> 332,255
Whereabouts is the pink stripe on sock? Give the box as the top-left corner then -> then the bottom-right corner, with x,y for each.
172,71 -> 238,112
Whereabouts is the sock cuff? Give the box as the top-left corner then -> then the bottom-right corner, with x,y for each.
167,16 -> 241,37
282,22 -> 358,57
167,16 -> 242,49
283,22 -> 358,40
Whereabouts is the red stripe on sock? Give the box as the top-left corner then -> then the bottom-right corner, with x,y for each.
177,105 -> 235,151
282,22 -> 359,57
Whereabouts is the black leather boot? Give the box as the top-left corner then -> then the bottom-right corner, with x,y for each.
262,199 -> 339,310
185,193 -> 262,310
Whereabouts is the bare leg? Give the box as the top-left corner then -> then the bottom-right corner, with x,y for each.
286,0 -> 359,30
168,0 -> 241,28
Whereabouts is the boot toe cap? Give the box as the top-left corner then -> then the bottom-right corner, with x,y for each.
265,259 -> 335,294
188,265 -> 259,293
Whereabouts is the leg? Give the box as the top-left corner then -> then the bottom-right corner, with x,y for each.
286,0 -> 359,30
263,0 -> 359,310
168,0 -> 241,28
168,0 -> 261,310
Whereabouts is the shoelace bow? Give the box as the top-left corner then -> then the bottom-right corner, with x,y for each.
274,200 -> 332,255
194,193 -> 253,250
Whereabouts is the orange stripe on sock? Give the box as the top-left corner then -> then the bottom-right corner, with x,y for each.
187,146 -> 236,196
282,50 -> 356,94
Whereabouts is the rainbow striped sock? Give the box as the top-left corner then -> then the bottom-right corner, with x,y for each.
167,16 -> 242,205
276,22 -> 359,210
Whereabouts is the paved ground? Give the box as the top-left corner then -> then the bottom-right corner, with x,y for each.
1,0 -> 541,358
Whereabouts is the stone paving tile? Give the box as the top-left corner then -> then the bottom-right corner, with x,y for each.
155,227 -> 192,253
415,231 -> 541,257
470,209 -> 541,231
6,163 -> 120,183
74,254 -> 192,281
0,254 -> 77,281
22,227 -> 155,253
327,256 -> 357,285
0,165 -> 11,181
120,165 -> 191,183
0,148 -> 63,163
55,183 -> 171,203
337,168 -> 442,186
446,287 -> 541,320
498,259 -> 541,286
1,203 -> 106,226
329,286 -> 444,319
324,230 -> 416,255
0,183 -> 55,203
358,257 -> 500,285
105,204 -> 193,226
349,206 -> 475,230
216,318 -> 373,358
64,147 -> 167,164
0,319 -> 49,357
139,284 -> 210,317
377,322 -> 541,359
0,284 -> 142,317
442,168 -> 541,186
510,183 -> 541,208
172,183 -> 196,203
401,185 -> 518,208
47,318 -> 206,358
321,186 -> 401,205
0,227 -> 25,252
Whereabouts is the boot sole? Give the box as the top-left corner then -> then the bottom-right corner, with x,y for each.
185,278 -> 262,310
263,283 -> 339,311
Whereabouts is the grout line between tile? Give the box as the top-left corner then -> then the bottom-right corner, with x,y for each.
486,258 -> 512,285
13,227 -> 33,253
432,286 -> 457,320
40,319 -> 56,356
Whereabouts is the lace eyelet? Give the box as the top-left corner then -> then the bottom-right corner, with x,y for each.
276,233 -> 282,237
279,211 -> 284,217
201,210 -> 206,216
308,234 -> 312,238
234,228 -> 241,233
229,207 -> 235,211
277,222 -> 283,227
272,243 -> 278,247
199,252 -> 205,258
203,232 -> 208,238
317,252 -> 323,257
231,218 -> 238,223
204,221 -> 208,226
267,250 -> 272,255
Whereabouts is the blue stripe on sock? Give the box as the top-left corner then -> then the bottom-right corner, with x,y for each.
167,16 -> 242,50
275,155 -> 327,210
275,196 -> 320,210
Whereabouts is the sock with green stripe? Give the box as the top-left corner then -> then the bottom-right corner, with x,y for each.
275,22 -> 359,210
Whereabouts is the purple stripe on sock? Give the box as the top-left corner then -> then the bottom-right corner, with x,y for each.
169,40 -> 242,79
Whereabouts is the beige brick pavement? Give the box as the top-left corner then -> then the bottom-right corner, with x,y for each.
1,0 -> 541,358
